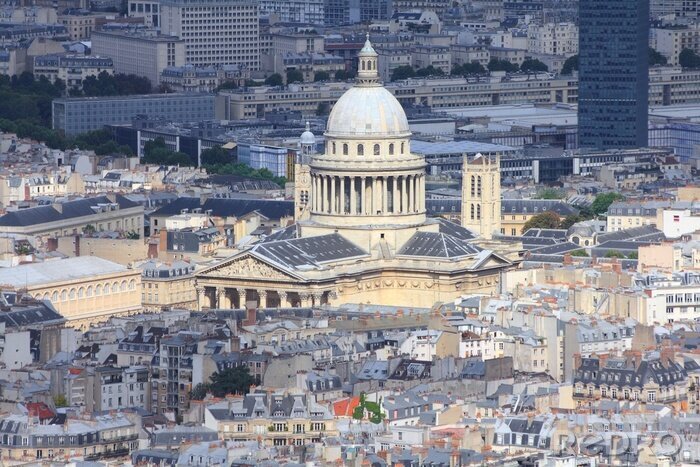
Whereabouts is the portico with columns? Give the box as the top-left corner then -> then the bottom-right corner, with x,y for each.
194,35 -> 514,312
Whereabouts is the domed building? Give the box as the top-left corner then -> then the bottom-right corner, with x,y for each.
195,37 -> 513,310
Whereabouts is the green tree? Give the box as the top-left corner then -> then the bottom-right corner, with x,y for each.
561,55 -> 578,75
535,188 -> 564,199
605,250 -> 625,258
649,47 -> 668,66
520,58 -> 549,72
316,102 -> 330,116
452,61 -> 486,75
591,192 -> 624,215
488,59 -> 519,72
209,366 -> 257,397
286,69 -> 304,84
335,69 -> 356,80
627,251 -> 638,259
189,383 -> 210,400
415,65 -> 445,77
200,146 -> 230,165
391,65 -> 416,81
679,48 -> 700,68
53,394 -> 68,407
83,224 -> 97,235
559,214 -> 583,230
571,249 -> 589,257
522,211 -> 561,233
264,73 -> 283,86
313,71 -> 330,82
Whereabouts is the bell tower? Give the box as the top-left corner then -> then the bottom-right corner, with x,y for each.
294,122 -> 314,221
461,153 -> 501,239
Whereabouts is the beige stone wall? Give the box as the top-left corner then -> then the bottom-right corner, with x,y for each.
142,276 -> 197,310
55,236 -> 149,265
27,270 -> 142,328
638,243 -> 681,273
678,186 -> 700,202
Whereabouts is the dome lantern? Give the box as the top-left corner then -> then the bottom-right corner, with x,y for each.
299,121 -> 316,155
357,33 -> 379,85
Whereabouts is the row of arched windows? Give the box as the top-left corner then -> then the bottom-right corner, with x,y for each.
36,279 -> 137,303
331,141 -> 405,156
470,203 -> 482,220
470,176 -> 483,197
361,59 -> 375,71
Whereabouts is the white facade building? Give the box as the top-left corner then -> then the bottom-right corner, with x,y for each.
527,22 -> 578,57
160,0 -> 260,69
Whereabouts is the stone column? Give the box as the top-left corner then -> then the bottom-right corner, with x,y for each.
392,177 -> 399,214
321,175 -> 327,213
312,292 -> 324,307
420,175 -> 425,211
401,176 -> 407,214
340,176 -> 346,214
329,176 -> 335,214
237,290 -> 247,310
196,286 -> 206,311
216,287 -> 225,309
278,291 -> 287,308
350,177 -> 357,214
258,290 -> 267,309
408,175 -> 414,213
300,293 -> 312,308
361,177 -> 367,214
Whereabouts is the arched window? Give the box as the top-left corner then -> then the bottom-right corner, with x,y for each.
112,282 -> 118,294
357,144 -> 364,156
96,285 -> 102,296
389,143 -> 394,155
477,204 -> 481,220
361,60 -> 366,70
52,291 -> 58,302
87,286 -> 93,297
60,290 -> 67,301
373,144 -> 380,155
470,176 -> 476,196
120,280 -> 127,292
78,287 -> 84,299
103,283 -> 110,295
401,142 -> 405,153
470,204 -> 475,220
128,279 -> 136,290
477,176 -> 482,196
343,143 -> 348,155
332,142 -> 336,154
42,293 -> 49,301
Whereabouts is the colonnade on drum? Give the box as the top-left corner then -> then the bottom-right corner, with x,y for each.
310,173 -> 425,215
196,287 -> 334,310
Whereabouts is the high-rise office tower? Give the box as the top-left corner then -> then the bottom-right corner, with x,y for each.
578,0 -> 649,149
160,0 -> 259,69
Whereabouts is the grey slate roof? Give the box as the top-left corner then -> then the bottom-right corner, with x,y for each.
253,233 -> 368,268
149,197 -> 293,221
502,199 -> 578,216
398,231 -> 482,258
0,195 -> 138,227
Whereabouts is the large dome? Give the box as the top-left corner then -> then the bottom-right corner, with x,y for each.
325,35 -> 410,139
325,86 -> 410,138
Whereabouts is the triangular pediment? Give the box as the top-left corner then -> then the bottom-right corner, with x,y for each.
198,252 -> 301,281
470,251 -> 512,270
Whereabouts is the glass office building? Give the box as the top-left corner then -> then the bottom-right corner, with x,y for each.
578,0 -> 649,149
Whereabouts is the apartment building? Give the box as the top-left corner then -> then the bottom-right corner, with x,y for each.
411,45 -> 451,74
450,44 -> 490,67
127,0 -> 160,27
605,201 -> 668,232
33,54 -> 113,90
91,28 -> 185,85
204,392 -> 336,448
91,365 -> 150,412
141,260 -> 198,311
153,332 -> 199,415
651,25 -> 700,65
527,22 -> 578,56
0,413 -> 139,462
57,13 -> 98,40
258,0 -> 324,23
160,0 -> 259,69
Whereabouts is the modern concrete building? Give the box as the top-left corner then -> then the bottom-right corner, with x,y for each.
159,0 -> 259,69
527,22 -> 578,56
91,28 -> 185,85
578,0 -> 649,149
127,0 -> 160,27
651,25 -> 700,66
52,93 -> 221,135
258,0 -> 324,23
